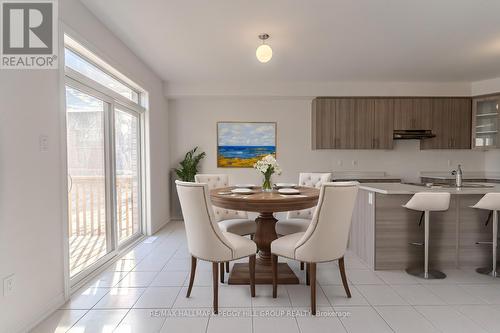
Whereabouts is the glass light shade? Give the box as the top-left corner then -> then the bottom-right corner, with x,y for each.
256,44 -> 273,63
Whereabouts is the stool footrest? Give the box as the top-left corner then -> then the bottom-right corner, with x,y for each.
406,267 -> 446,279
475,241 -> 494,245
409,242 -> 424,246
476,267 -> 500,278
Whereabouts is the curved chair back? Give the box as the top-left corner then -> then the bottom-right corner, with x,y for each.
176,180 -> 233,261
287,172 -> 332,219
472,193 -> 500,211
195,174 -> 248,221
404,192 -> 451,212
295,182 -> 359,262
194,174 -> 230,189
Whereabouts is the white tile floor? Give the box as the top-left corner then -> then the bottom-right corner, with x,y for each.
33,221 -> 500,333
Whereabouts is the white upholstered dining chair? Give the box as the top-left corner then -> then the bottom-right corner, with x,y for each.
275,172 -> 332,236
176,180 -> 257,314
195,174 -> 256,236
195,174 -> 257,275
271,182 -> 359,315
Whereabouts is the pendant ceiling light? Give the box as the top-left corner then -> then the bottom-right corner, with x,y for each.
256,33 -> 272,63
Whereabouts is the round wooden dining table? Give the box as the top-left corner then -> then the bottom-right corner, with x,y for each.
210,186 -> 320,284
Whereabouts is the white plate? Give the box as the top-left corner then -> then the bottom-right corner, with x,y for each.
234,184 -> 256,188
278,188 -> 300,194
275,183 -> 297,188
231,188 -> 254,194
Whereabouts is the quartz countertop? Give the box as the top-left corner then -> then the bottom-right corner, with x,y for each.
359,182 -> 500,195
420,172 -> 500,181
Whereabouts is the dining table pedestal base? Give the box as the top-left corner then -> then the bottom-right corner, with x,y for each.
227,262 -> 299,285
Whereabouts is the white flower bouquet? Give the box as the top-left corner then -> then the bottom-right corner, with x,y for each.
253,154 -> 281,191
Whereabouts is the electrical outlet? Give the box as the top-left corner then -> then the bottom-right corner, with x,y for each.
447,160 -> 452,167
352,160 -> 358,166
337,160 -> 343,167
3,274 -> 15,296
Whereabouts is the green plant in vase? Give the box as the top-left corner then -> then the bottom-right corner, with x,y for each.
174,146 -> 206,182
254,154 -> 282,191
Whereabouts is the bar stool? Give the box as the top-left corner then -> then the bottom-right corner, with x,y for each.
404,192 -> 451,279
472,193 -> 500,277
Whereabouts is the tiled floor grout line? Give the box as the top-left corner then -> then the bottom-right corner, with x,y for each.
63,309 -> 90,333
47,221 -> 500,333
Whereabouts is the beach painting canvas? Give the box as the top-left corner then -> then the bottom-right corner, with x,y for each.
217,122 -> 276,168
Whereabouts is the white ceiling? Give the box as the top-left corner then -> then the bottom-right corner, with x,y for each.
80,0 -> 500,84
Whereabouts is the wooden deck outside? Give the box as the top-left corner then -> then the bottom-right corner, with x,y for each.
69,175 -> 139,277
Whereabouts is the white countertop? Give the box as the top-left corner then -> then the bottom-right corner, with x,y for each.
359,182 -> 500,195
332,171 -> 401,180
333,175 -> 402,180
420,172 -> 500,181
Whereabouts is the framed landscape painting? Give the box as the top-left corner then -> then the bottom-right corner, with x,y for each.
217,122 -> 277,168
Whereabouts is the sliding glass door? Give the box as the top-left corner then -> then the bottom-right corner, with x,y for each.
65,85 -> 144,283
64,35 -> 146,286
114,108 -> 142,245
66,86 -> 113,278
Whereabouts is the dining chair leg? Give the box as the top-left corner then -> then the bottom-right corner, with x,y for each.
310,263 -> 317,315
186,256 -> 197,297
219,262 -> 225,284
249,255 -> 256,297
212,262 -> 219,314
306,263 -> 310,286
272,254 -> 278,298
300,262 -> 304,270
338,257 -> 351,298
225,261 -> 230,273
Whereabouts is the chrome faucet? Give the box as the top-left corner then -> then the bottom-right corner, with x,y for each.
451,164 -> 463,187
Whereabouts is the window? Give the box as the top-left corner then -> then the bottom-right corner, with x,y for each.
64,34 -> 146,286
65,48 -> 139,103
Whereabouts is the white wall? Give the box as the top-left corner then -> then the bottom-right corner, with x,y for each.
484,151 -> 500,172
168,98 -> 485,187
0,1 -> 169,332
0,71 -> 64,333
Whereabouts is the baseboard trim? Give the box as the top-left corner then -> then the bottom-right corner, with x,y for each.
151,218 -> 173,235
17,292 -> 66,333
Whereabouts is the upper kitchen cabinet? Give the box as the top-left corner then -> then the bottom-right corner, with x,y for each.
472,95 -> 500,149
393,98 -> 432,130
312,98 -> 393,149
334,98 -> 357,149
311,98 -> 335,149
373,99 -> 395,149
420,98 -> 472,150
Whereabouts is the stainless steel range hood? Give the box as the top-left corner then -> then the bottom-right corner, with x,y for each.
393,129 -> 436,140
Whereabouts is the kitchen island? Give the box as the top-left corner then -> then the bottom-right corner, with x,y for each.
349,182 -> 500,270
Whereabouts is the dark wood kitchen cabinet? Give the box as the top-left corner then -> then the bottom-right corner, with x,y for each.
420,98 -> 472,149
334,98 -> 356,149
373,99 -> 395,149
393,98 -> 432,130
312,98 -> 393,149
312,96 -> 471,150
